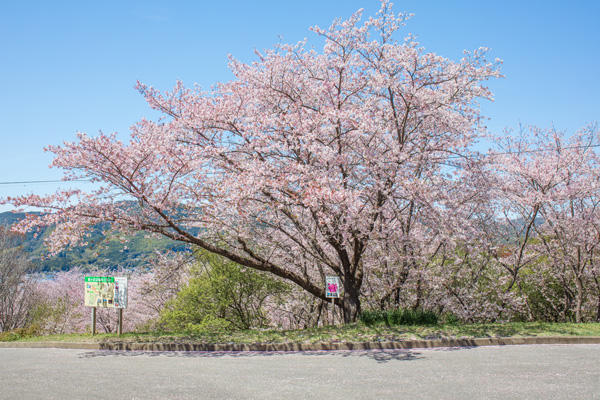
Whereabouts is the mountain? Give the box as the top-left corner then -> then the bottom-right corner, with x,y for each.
0,211 -> 190,272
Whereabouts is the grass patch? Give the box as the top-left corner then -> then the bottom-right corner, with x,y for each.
2,322 -> 600,345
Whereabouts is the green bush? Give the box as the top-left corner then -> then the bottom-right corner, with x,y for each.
440,312 -> 460,325
0,325 -> 42,342
159,250 -> 290,333
359,308 -> 439,326
183,317 -> 233,335
359,309 -> 386,325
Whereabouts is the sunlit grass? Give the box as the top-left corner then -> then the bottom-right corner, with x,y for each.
2,322 -> 600,344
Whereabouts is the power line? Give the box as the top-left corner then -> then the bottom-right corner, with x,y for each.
0,179 -> 90,186
1,143 -> 600,186
484,143 -> 600,156
441,143 -> 600,160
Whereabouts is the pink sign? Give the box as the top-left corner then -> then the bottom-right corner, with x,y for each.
326,276 -> 340,298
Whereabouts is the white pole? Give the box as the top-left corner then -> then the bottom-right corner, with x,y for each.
331,297 -> 335,326
332,298 -> 335,326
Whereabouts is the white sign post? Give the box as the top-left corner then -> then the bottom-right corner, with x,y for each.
114,277 -> 128,335
113,277 -> 128,309
325,276 -> 341,325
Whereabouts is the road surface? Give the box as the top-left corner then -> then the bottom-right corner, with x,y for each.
1,344 -> 599,399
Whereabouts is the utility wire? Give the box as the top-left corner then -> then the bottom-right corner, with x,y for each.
0,179 -> 90,186
442,142 -> 600,161
1,143 -> 600,186
479,143 -> 600,156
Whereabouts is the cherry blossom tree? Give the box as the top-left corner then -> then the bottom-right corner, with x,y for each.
0,228 -> 37,332
4,2 -> 501,322
484,124 -> 600,322
526,126 -> 600,322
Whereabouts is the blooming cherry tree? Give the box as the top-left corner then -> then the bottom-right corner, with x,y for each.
5,2 -> 500,322
485,125 -> 600,321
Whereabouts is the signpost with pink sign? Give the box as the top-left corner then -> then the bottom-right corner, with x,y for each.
325,276 -> 340,325
326,276 -> 340,298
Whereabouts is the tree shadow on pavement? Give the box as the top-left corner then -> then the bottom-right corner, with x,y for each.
78,346 -> 473,363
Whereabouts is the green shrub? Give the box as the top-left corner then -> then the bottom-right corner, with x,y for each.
183,317 -> 232,335
359,308 -> 439,326
159,250 -> 290,333
359,309 -> 386,325
0,325 -> 42,342
440,312 -> 460,325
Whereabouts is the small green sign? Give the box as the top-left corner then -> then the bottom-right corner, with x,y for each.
85,276 -> 115,283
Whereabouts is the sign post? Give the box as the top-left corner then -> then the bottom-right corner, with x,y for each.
113,277 -> 128,309
91,307 -> 96,336
114,276 -> 127,336
85,276 -> 128,335
117,308 -> 123,336
325,276 -> 341,326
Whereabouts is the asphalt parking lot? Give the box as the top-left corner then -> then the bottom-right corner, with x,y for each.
1,344 -> 599,399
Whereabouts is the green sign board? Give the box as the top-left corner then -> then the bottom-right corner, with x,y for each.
84,276 -> 127,308
85,276 -> 115,283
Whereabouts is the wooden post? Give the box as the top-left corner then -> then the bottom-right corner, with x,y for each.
117,308 -> 123,336
91,307 -> 96,336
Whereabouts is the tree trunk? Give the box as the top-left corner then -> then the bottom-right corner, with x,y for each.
592,275 -> 600,322
414,275 -> 423,310
596,293 -> 600,322
342,278 -> 361,323
393,287 -> 401,307
575,274 -> 584,323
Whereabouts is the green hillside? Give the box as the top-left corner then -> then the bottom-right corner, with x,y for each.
0,211 -> 190,271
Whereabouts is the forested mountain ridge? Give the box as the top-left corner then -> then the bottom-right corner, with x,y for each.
0,211 -> 189,271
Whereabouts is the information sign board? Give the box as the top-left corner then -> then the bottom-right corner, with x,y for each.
325,276 -> 341,298
84,276 -> 128,308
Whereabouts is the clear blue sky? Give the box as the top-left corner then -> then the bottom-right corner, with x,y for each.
1,0 -> 598,211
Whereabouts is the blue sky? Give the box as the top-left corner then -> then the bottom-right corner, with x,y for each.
1,0 -> 598,211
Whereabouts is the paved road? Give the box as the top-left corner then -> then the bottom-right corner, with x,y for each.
1,344 -> 599,399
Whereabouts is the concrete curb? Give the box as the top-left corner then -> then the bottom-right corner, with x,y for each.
1,336 -> 600,352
